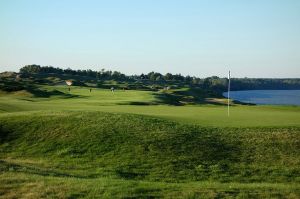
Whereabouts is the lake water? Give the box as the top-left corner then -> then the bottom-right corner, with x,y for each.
223,90 -> 300,105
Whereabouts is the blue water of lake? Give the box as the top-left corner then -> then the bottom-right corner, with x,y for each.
223,90 -> 300,105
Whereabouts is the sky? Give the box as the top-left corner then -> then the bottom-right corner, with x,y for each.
0,0 -> 300,78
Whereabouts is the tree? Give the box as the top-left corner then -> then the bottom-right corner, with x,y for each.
20,65 -> 41,73
164,73 -> 173,81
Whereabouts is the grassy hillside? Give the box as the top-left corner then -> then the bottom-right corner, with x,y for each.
1,111 -> 299,181
0,80 -> 300,198
0,111 -> 300,198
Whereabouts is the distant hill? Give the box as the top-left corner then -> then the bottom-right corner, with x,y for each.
1,65 -> 300,97
17,65 -> 300,90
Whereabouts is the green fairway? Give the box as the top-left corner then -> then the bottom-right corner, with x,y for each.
0,86 -> 300,127
0,86 -> 300,198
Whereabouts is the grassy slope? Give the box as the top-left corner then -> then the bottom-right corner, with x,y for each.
0,86 -> 300,198
1,111 -> 300,198
1,172 -> 299,199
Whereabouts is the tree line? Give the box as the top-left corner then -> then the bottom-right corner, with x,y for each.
19,65 -> 300,91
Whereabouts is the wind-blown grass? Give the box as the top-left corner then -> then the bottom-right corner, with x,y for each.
0,111 -> 299,198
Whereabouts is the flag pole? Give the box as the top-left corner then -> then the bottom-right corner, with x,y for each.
228,70 -> 231,117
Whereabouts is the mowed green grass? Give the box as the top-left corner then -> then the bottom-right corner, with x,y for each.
0,86 -> 299,127
0,86 -> 300,198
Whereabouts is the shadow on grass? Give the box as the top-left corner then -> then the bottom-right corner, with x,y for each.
0,160 -> 100,179
117,101 -> 159,106
25,85 -> 81,99
152,88 -> 226,106
0,125 -> 12,143
113,127 -> 242,181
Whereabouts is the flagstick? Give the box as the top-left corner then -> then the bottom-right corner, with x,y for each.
228,70 -> 231,117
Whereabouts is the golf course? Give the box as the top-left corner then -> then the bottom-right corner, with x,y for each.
2,0 -> 300,197
0,79 -> 300,198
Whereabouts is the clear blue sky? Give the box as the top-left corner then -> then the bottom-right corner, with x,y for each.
0,0 -> 299,77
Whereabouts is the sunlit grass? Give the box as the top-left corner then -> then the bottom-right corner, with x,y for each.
0,86 -> 300,127
0,86 -> 300,198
